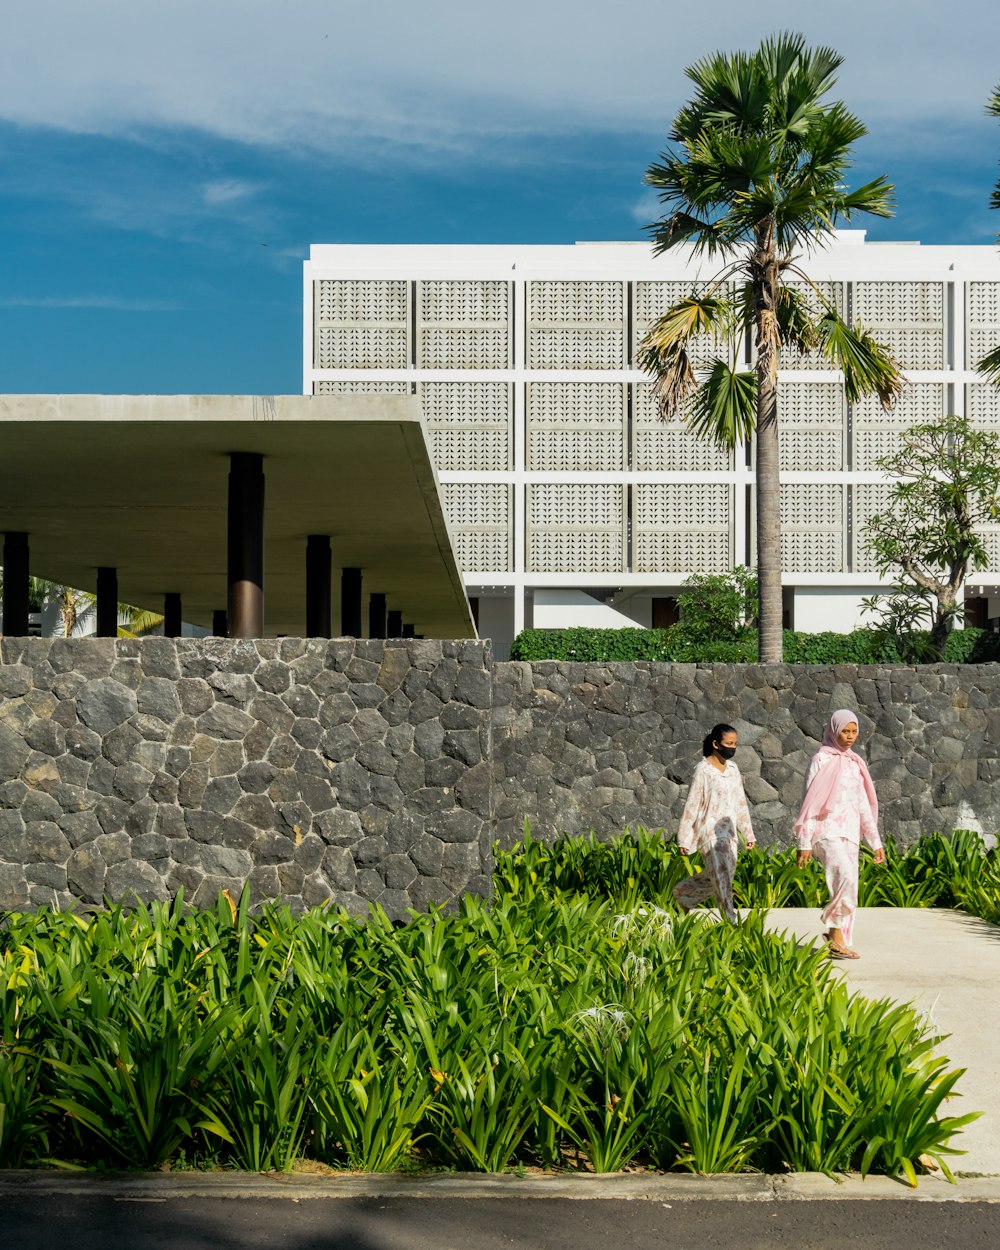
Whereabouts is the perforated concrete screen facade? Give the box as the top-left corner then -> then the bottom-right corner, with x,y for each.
304,237 -> 1000,657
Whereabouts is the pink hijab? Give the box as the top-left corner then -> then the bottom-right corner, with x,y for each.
794,709 -> 879,833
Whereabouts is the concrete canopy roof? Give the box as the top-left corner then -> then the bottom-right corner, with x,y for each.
0,394 -> 475,639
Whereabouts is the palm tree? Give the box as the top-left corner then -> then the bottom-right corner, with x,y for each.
0,571 -> 163,637
977,84 -> 1000,385
638,33 -> 904,661
50,585 -> 164,638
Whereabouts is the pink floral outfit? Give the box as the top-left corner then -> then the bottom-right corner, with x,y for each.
796,713 -> 882,948
674,758 -> 755,923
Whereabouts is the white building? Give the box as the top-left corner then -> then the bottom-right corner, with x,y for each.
303,235 -> 1000,658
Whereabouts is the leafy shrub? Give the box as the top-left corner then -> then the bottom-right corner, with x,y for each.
495,825 -> 1000,916
510,627 -> 673,662
946,628 -> 1000,663
509,625 -> 1000,664
0,861 -> 979,1181
675,567 -> 758,643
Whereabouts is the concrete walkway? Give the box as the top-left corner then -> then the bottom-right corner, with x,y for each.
761,907 -> 1000,1176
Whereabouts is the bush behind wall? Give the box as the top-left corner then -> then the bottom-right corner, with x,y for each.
510,626 -> 1000,664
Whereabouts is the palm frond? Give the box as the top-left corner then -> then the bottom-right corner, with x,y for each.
687,362 -> 757,449
26,576 -> 61,612
815,311 -> 904,408
641,295 -> 738,351
775,286 -> 818,355
837,175 -> 895,219
637,296 -> 741,419
643,34 -> 895,262
642,201 -> 728,256
978,343 -> 1000,387
990,85 -> 1000,239
646,351 -> 697,420
119,606 -> 165,638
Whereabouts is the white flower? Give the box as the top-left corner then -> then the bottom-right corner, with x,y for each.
622,952 -> 652,985
570,1003 -> 632,1044
612,905 -> 673,943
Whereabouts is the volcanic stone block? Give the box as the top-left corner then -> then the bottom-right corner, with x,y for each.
77,678 -> 138,735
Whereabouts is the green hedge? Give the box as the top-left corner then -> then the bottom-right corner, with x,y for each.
510,626 -> 1000,664
510,627 -> 674,662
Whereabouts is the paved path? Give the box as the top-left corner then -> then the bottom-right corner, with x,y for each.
762,907 -> 1000,1175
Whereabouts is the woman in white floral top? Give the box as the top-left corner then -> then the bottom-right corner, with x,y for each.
796,709 -> 885,959
673,723 -> 756,924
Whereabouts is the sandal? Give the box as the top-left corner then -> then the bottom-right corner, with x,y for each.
827,940 -> 860,960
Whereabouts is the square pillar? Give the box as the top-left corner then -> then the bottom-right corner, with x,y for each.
306,535 -> 332,638
2,532 -> 29,636
228,452 -> 265,638
340,567 -> 362,637
163,593 -> 182,638
368,592 -> 387,639
96,566 -> 118,637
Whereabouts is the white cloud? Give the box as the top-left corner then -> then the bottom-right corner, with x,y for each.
1,2 -> 996,160
631,190 -> 662,226
0,150 -> 282,249
0,295 -> 180,310
202,180 -> 261,206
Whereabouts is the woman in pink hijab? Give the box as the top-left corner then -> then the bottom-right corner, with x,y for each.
796,710 -> 885,959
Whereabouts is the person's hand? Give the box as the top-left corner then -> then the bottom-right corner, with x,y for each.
873,846 -> 886,864
797,849 -> 812,868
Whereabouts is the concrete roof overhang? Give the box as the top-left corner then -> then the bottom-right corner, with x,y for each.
0,394 -> 475,639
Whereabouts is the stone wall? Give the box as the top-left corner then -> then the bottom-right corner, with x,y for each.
0,636 -> 493,913
492,661 -> 999,848
2,644 -> 999,914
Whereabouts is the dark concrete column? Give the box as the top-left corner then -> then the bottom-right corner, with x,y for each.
2,532 -> 30,637
386,608 -> 403,637
402,622 -> 416,638
340,566 -> 362,637
368,592 -> 387,639
228,452 -> 265,638
212,609 -> 228,637
163,593 -> 182,638
306,535 -> 332,638
96,567 -> 118,637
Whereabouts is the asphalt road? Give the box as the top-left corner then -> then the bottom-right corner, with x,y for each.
4,1196 -> 1000,1250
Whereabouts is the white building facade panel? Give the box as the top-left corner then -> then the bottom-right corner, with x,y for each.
304,238 -> 1000,656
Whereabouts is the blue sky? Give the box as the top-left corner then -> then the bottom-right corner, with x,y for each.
1,0 -> 997,396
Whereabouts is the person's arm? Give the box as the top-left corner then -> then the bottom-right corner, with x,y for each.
859,784 -> 885,862
735,771 -> 756,848
796,756 -> 823,866
677,767 -> 705,855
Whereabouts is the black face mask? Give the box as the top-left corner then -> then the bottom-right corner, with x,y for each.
714,744 -> 736,760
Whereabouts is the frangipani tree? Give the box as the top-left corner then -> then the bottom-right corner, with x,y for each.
638,33 -> 904,661
863,415 -> 1000,658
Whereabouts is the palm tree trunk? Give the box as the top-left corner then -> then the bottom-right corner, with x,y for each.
752,232 -> 783,663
